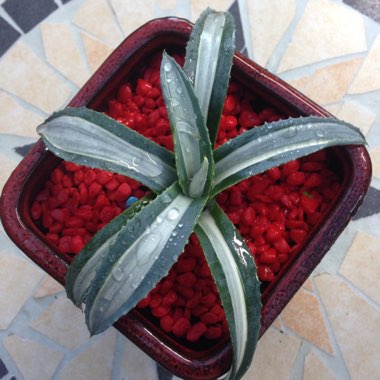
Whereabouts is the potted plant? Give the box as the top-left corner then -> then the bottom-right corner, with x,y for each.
0,9 -> 371,380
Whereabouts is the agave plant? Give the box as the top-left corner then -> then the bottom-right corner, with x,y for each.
37,8 -> 366,380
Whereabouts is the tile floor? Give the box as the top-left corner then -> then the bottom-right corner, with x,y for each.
0,0 -> 379,379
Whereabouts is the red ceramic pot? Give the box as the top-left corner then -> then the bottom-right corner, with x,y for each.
0,17 -> 371,380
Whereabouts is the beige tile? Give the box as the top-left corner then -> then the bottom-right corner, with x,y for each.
4,334 -> 63,380
0,42 -> 72,113
190,0 -> 233,22
0,254 -> 43,329
302,277 -> 314,291
370,144 -> 380,180
248,0 -> 296,67
281,288 -> 333,353
30,295 -> 90,349
0,153 -> 18,194
0,92 -> 42,138
111,0 -> 154,37
74,0 -> 123,47
41,22 -> 90,87
33,275 -> 64,299
323,103 -> 342,117
315,273 -> 380,380
272,317 -> 282,330
287,58 -> 363,105
339,232 -> 380,304
119,336 -> 158,380
242,328 -> 301,380
349,35 -> 380,94
59,328 -> 117,380
336,101 -> 376,135
81,32 -> 114,73
156,0 -> 176,9
304,351 -> 336,380
278,0 -> 366,73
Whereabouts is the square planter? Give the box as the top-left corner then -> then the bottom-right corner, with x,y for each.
0,17 -> 371,380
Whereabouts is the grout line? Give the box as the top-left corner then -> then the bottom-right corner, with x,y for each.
106,0 -> 125,38
0,89 -> 49,119
111,332 -> 125,380
265,0 -> 309,73
313,273 -> 354,379
336,272 -> 380,311
236,0 -> 253,59
0,7 -> 24,35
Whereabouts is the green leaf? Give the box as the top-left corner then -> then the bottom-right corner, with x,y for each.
160,52 -> 214,198
212,116 -> 366,196
195,202 -> 261,379
37,107 -> 177,194
184,8 -> 235,146
84,182 -> 207,335
65,195 -> 154,306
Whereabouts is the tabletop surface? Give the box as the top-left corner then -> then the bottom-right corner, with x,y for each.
0,1 -> 379,379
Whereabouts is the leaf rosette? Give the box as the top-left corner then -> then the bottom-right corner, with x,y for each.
37,8 -> 366,380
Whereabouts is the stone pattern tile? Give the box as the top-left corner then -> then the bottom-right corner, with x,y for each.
41,22 -> 90,87
2,0 -> 58,33
110,0 -> 154,37
0,42 -> 72,113
0,91 -> 42,138
281,288 -> 333,353
0,152 -> 19,193
0,16 -> 20,56
59,329 -> 117,380
302,277 -> 314,291
190,0 -> 233,22
0,253 -> 43,330
287,58 -> 363,105
340,232 -> 380,304
0,358 -> 8,378
334,101 -> 376,135
33,275 -> 64,299
242,328 -> 301,380
247,0 -> 296,67
304,351 -> 336,380
278,0 -> 366,73
81,32 -> 113,73
349,35 -> 380,94
73,0 -> 123,47
370,144 -> 380,180
3,334 -> 63,380
119,336 -> 158,380
30,295 -> 90,349
315,273 -> 380,380
344,0 -> 380,23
